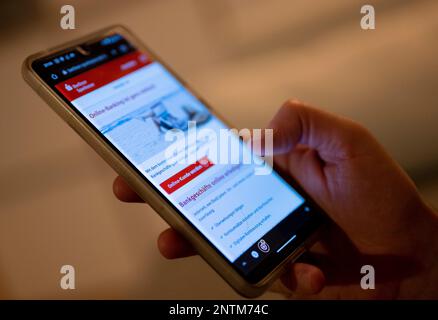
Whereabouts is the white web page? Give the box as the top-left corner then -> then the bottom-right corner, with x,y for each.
70,61 -> 304,262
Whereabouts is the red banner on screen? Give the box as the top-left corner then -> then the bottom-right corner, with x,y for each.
55,51 -> 151,101
160,157 -> 214,194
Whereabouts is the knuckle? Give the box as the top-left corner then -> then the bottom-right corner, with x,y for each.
283,98 -> 304,109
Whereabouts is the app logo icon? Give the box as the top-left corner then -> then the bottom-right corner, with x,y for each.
258,239 -> 270,253
64,83 -> 73,91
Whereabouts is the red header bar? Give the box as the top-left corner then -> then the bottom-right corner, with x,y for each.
55,51 -> 152,101
160,157 -> 214,194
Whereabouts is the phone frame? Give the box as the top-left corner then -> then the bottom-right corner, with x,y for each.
22,25 -> 326,298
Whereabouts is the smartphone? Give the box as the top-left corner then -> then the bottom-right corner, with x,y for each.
23,25 -> 327,297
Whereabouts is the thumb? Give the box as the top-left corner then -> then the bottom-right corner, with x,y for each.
264,99 -> 370,163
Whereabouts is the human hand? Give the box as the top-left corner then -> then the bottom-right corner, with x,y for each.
113,100 -> 438,299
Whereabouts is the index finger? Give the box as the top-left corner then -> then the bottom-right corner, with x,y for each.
113,175 -> 145,203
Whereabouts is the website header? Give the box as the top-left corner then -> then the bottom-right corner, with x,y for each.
55,51 -> 151,101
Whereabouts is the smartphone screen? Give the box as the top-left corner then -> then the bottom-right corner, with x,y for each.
31,33 -> 325,282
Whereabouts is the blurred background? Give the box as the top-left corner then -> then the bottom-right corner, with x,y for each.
0,0 -> 437,299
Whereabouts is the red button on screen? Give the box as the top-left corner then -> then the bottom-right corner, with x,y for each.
160,157 -> 214,194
